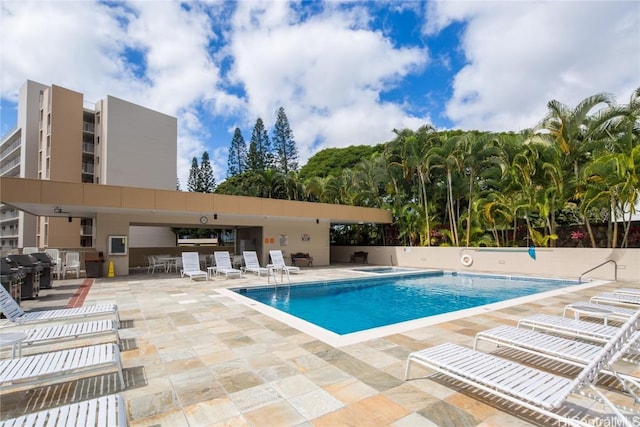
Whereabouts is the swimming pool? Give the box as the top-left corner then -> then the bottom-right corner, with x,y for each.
233,272 -> 580,335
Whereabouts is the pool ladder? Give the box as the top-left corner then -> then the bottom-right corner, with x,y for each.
267,266 -> 291,287
578,259 -> 617,283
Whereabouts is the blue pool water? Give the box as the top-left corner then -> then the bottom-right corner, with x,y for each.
234,272 -> 578,334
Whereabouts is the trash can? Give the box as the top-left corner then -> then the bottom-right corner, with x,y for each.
85,251 -> 104,278
30,253 -> 53,289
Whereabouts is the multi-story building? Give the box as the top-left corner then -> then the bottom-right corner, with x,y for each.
0,80 -> 177,251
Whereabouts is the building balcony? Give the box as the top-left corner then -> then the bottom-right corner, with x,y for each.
82,122 -> 95,133
82,143 -> 95,154
82,163 -> 94,174
0,158 -> 20,175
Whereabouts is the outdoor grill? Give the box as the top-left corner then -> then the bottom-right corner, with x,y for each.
30,252 -> 54,289
1,257 -> 25,305
7,254 -> 42,299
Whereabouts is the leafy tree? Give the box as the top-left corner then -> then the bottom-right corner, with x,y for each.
227,127 -> 247,177
199,151 -> 216,193
300,145 -> 384,179
187,157 -> 199,192
247,118 -> 271,172
272,107 -> 298,173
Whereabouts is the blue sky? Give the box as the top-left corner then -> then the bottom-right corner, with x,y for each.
1,1 -> 638,188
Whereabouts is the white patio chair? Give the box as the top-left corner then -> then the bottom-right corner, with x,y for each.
213,252 -> 242,279
0,394 -> 128,427
243,251 -> 270,277
269,250 -> 300,274
62,251 -> 81,279
0,284 -> 120,325
0,343 -> 125,392
44,248 -> 62,279
180,252 -> 207,281
147,255 -> 169,274
405,309 -> 640,427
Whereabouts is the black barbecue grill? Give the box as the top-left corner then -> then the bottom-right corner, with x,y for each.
30,253 -> 54,289
7,254 -> 42,299
1,257 -> 24,304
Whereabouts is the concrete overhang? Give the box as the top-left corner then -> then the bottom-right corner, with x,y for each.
0,177 -> 392,226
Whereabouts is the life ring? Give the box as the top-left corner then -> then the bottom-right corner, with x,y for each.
460,254 -> 473,267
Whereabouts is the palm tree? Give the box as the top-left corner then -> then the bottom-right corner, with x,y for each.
427,135 -> 464,246
256,168 -> 285,199
537,93 -> 615,179
457,132 -> 507,246
388,126 -> 439,245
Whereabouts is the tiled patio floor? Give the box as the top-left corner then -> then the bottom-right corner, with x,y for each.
1,267 -> 638,426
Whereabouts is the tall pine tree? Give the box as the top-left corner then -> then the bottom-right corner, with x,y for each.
272,107 -> 298,173
227,127 -> 247,177
187,157 -> 200,192
247,118 -> 271,172
199,151 -> 216,193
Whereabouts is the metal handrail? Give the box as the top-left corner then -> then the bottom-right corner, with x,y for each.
579,259 -> 617,283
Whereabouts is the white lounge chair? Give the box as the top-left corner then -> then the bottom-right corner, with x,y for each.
242,251 -> 270,277
405,309 -> 640,427
213,252 -> 242,279
269,250 -> 301,274
180,252 -> 207,281
474,325 -> 640,379
518,313 -> 621,344
564,302 -> 637,325
591,292 -> 640,307
0,394 -> 128,427
0,343 -> 125,392
615,288 -> 640,297
0,285 -> 119,326
9,319 -> 120,355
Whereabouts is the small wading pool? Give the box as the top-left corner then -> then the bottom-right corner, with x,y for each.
233,272 -> 580,335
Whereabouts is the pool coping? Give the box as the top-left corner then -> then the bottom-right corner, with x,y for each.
216,272 -> 611,347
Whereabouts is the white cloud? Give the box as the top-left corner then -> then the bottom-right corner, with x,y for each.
228,2 -> 431,163
0,0 -> 229,187
424,1 -> 640,131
